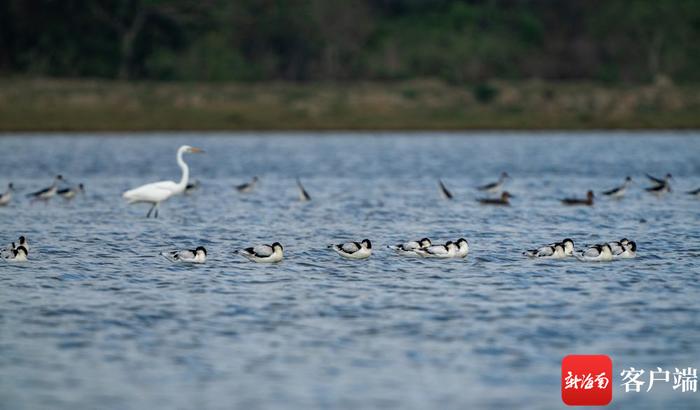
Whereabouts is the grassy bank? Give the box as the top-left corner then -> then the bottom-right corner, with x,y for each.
1,78 -> 699,131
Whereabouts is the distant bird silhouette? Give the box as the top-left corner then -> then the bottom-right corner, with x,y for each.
478,191 -> 512,206
0,183 -> 14,206
438,180 -> 453,199
645,173 -> 672,195
477,172 -> 509,193
602,176 -> 631,198
561,190 -> 594,206
236,176 -> 259,193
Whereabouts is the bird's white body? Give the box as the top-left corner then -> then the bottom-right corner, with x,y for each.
575,244 -> 614,262
603,179 -> 631,198
28,176 -> 63,201
238,243 -> 284,263
454,239 -> 469,258
330,240 -> 372,259
524,239 -> 574,259
123,145 -> 202,217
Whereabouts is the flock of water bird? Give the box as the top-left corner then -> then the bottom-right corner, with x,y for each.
1,144 -> 696,264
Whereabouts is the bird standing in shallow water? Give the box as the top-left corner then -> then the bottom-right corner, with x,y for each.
478,191 -> 512,206
0,183 -> 14,206
645,173 -> 672,195
477,172 -> 509,193
236,176 -> 259,193
27,175 -> 64,202
602,177 -> 632,198
123,145 -> 204,218
561,190 -> 594,206
58,183 -> 85,200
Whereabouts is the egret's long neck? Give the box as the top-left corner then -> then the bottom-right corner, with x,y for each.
177,149 -> 189,191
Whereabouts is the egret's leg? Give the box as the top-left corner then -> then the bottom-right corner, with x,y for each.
146,204 -> 155,218
154,204 -> 159,219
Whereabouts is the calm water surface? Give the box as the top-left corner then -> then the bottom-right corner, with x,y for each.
0,132 -> 699,409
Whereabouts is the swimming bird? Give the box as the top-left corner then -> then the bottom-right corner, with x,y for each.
574,244 -> 614,262
614,241 -> 637,259
607,238 -> 630,255
297,178 -> 311,202
561,190 -> 594,206
3,245 -> 28,262
602,177 -> 632,198
0,183 -> 14,206
388,238 -> 432,256
415,241 -> 459,258
524,238 -> 574,259
645,173 -> 672,194
477,191 -> 512,206
58,183 -> 84,200
236,176 -> 259,193
161,246 -> 207,263
439,180 -> 453,199
123,145 -> 203,218
27,175 -> 63,201
454,238 -> 469,258
184,180 -> 200,195
477,172 -> 509,193
687,187 -> 700,196
329,239 -> 372,259
236,242 -> 284,263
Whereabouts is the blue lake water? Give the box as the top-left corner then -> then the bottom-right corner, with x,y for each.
0,132 -> 699,409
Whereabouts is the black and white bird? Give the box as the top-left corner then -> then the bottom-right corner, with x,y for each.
574,243 -> 614,262
297,178 -> 311,202
3,236 -> 30,258
687,187 -> 700,196
329,239 -> 372,259
602,177 -> 632,198
2,245 -> 28,262
561,190 -> 594,206
0,183 -> 14,206
439,180 -> 453,199
184,179 -> 200,194
161,246 -> 207,263
524,238 -> 574,259
477,172 -> 509,193
388,237 -> 432,256
478,191 -> 512,206
415,241 -> 459,258
453,238 -> 469,258
58,183 -> 84,200
236,176 -> 259,193
27,175 -> 64,201
645,173 -> 672,195
607,238 -> 630,255
618,241 -> 637,258
236,242 -> 284,263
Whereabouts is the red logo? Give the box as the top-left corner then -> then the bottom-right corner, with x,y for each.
562,354 -> 613,406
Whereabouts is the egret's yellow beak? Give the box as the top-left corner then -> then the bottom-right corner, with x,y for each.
190,147 -> 204,153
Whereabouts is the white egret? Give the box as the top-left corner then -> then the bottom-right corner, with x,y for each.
123,145 -> 203,218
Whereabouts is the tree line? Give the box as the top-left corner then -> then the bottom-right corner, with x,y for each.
1,0 -> 699,83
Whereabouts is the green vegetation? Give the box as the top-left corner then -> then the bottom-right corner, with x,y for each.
2,78 -> 698,131
2,1 -> 700,84
2,1 -> 699,130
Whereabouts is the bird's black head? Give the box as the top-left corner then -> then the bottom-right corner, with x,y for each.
272,242 -> 283,250
562,238 -> 574,245
8,183 -> 13,189
18,236 -> 26,244
195,246 -> 207,255
625,176 -> 632,181
361,239 -> 372,249
587,190 -> 594,199
79,183 -> 85,190
56,175 -> 63,180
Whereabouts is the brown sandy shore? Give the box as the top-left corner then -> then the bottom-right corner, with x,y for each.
1,78 -> 699,131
